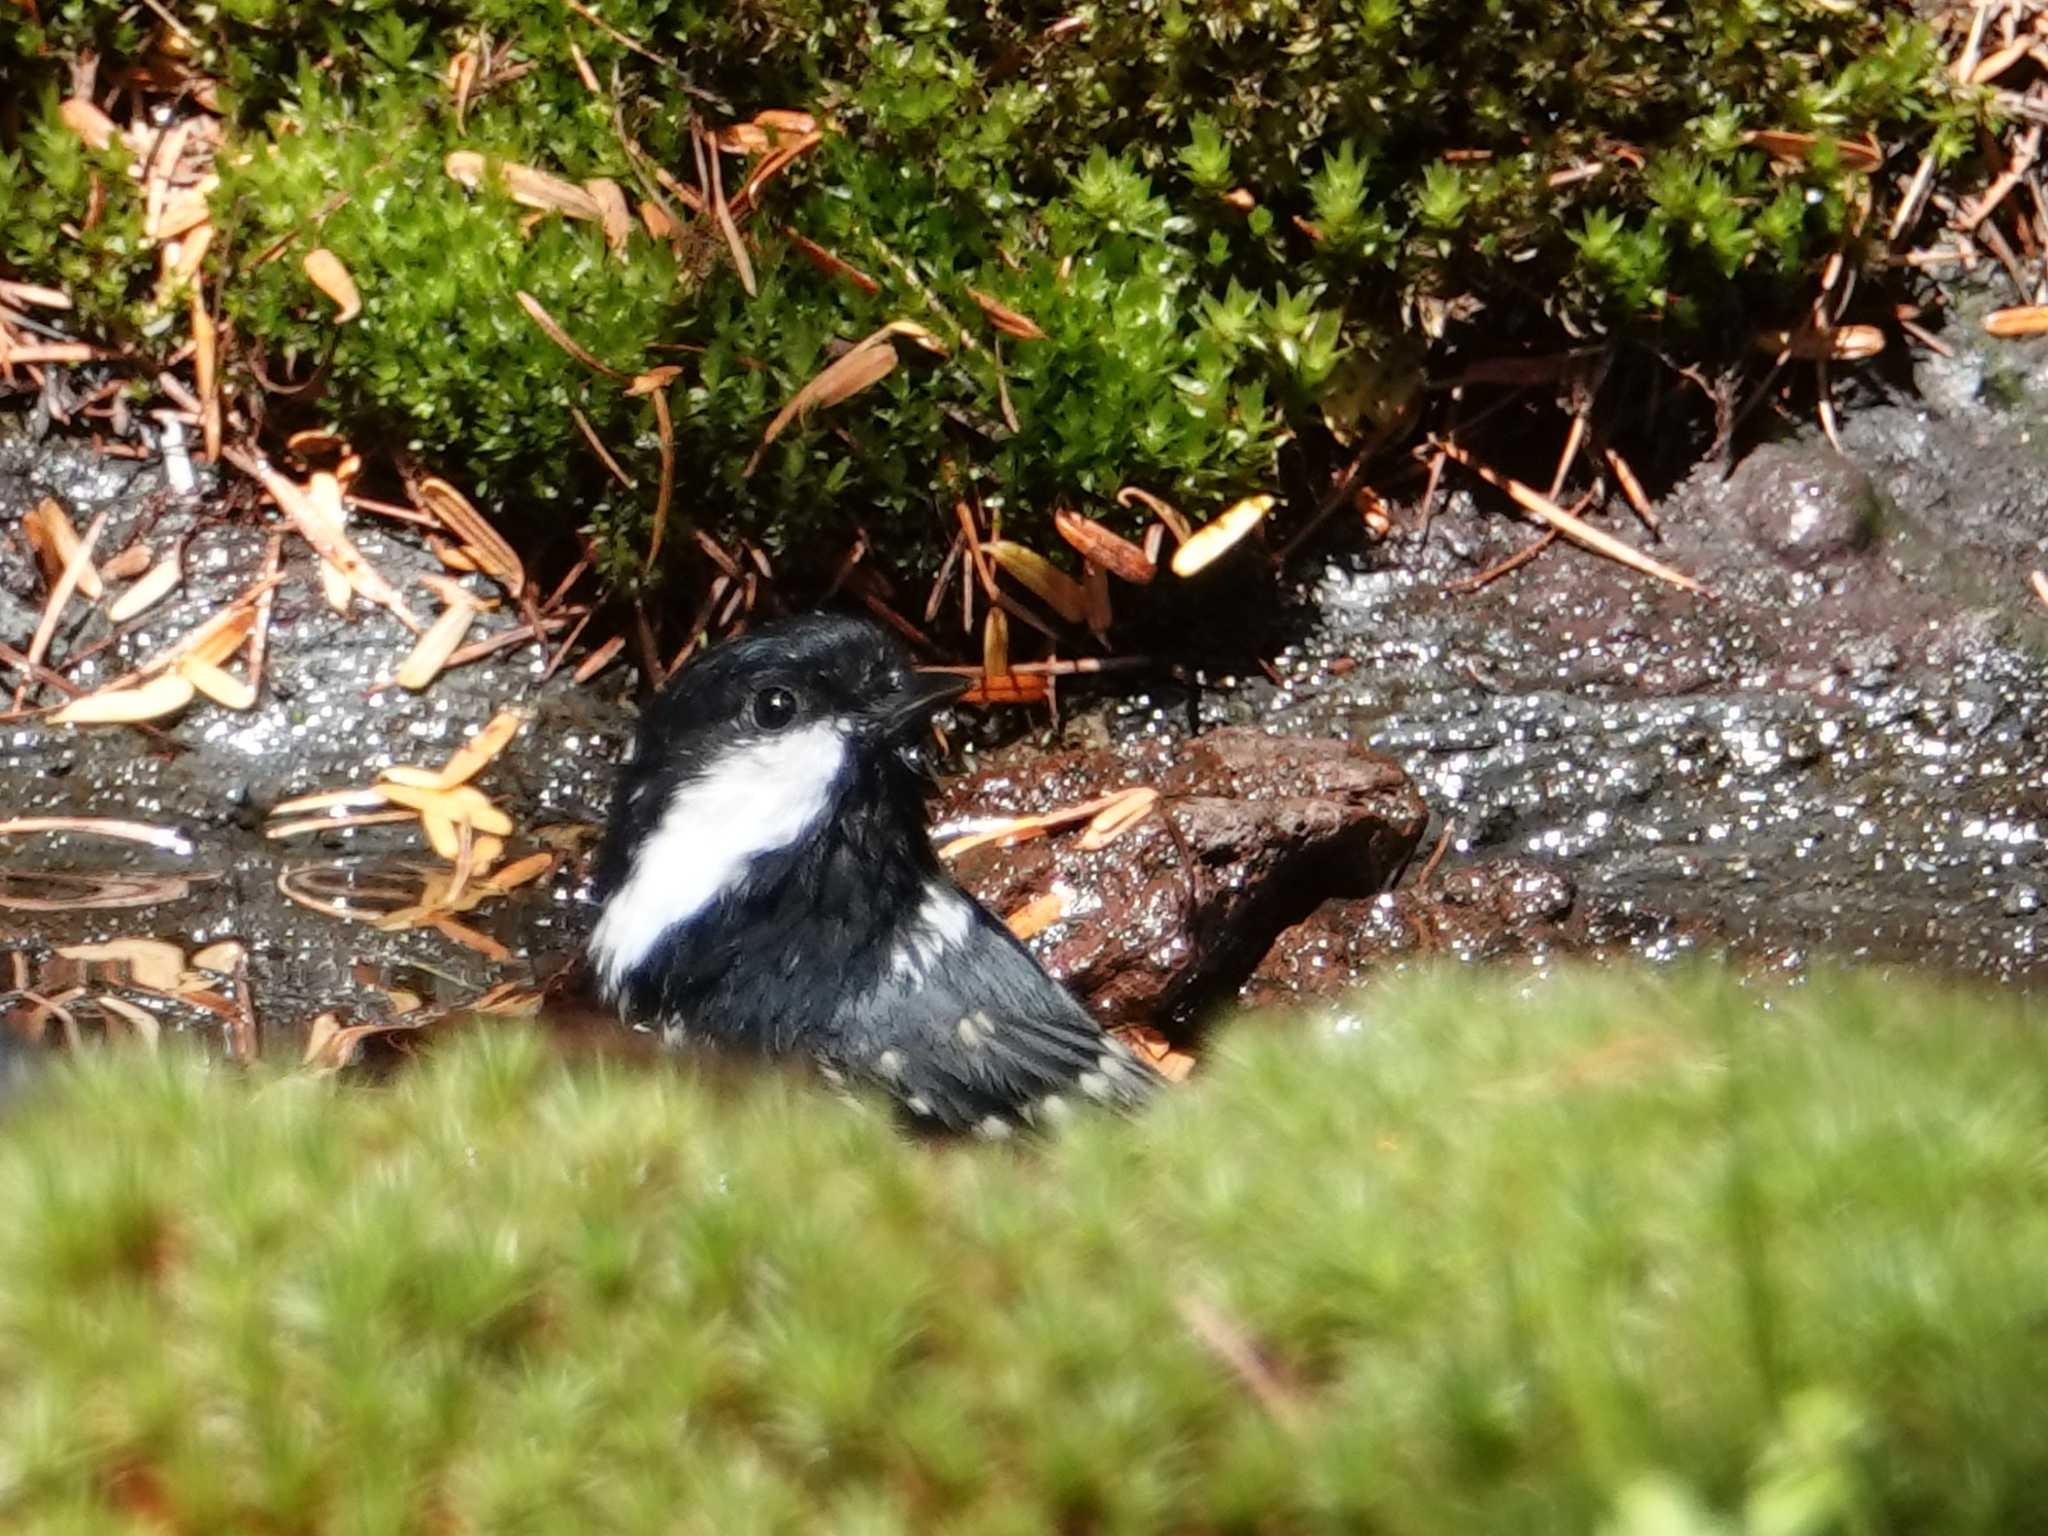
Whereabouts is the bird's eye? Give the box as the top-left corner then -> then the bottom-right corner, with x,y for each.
750,685 -> 800,731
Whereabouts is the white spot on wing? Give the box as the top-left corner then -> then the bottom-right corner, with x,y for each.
887,883 -> 975,981
588,722 -> 846,996
956,1011 -> 993,1048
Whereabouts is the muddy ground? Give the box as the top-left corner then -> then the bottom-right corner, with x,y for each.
3,314 -> 2047,1062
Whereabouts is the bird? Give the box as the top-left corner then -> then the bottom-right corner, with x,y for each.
587,611 -> 1159,1135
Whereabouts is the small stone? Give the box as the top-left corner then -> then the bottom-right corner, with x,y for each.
1726,444 -> 1884,569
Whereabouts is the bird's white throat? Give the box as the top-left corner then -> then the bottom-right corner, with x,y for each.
589,721 -> 847,996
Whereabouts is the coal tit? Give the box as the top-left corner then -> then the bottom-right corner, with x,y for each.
588,612 -> 1158,1134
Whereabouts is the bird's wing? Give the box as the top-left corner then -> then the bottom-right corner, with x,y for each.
828,914 -> 1159,1135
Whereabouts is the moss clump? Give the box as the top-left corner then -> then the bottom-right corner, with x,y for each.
0,3 -> 1982,580
2,966 -> 2044,1530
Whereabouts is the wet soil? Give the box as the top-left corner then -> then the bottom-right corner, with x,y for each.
5,313 -> 2048,1059
1205,331 -> 2048,993
0,439 -> 627,1054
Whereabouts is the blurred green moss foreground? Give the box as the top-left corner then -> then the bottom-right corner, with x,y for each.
1,966 -> 2043,1532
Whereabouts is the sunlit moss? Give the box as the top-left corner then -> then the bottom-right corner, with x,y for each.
1,2 -> 1978,579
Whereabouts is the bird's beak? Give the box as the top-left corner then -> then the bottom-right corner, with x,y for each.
875,670 -> 970,736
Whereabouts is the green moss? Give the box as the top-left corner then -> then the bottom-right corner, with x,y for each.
1,1 -> 1981,577
1,966 -> 2044,1530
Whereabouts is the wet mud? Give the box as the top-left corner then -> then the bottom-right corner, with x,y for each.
5,314 -> 2048,1062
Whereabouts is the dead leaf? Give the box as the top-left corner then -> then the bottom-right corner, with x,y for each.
25,498 -> 105,599
1078,786 -> 1160,850
1117,1023 -> 1195,1082
59,97 -> 119,152
191,288 -> 221,460
226,451 -> 420,629
25,503 -> 109,677
964,286 -> 1048,341
179,656 -> 256,710
515,290 -> 627,379
1005,890 -> 1067,939
395,593 -> 479,690
584,176 -> 632,252
58,938 -> 187,992
420,809 -> 462,860
191,940 -> 246,974
783,228 -> 879,295
1054,507 -> 1155,584
380,710 -> 526,791
377,781 -> 514,837
743,333 -> 900,476
1117,485 -> 1192,543
573,633 -> 625,682
303,248 -> 361,321
1436,439 -> 1708,595
186,606 -> 255,669
93,993 -> 162,1049
110,554 -> 182,623
960,672 -> 1051,707
0,816 -> 194,854
627,365 -> 684,396
51,672 -> 197,725
482,851 -> 555,891
98,544 -> 153,583
415,476 -> 524,595
1754,323 -> 1885,361
983,606 -> 1010,680
639,199 -> 679,241
1985,306 -> 2048,337
1744,130 -> 1881,173
1172,495 -> 1275,577
982,540 -> 1089,623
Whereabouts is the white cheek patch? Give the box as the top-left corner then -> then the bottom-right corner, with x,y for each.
888,882 -> 975,981
589,722 -> 846,997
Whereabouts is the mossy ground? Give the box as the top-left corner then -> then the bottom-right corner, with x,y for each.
1,966 -> 2042,1532
0,2 -> 1980,587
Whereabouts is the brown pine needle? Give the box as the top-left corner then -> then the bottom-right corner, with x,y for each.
0,816 -> 194,854
1435,438 -> 1709,596
1449,528 -> 1561,594
24,504 -> 110,684
1603,446 -> 1660,532
572,406 -> 637,487
515,290 -> 627,379
646,384 -> 676,569
702,126 -> 756,296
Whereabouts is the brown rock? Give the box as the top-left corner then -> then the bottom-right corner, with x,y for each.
938,728 -> 1428,1028
1239,859 -> 1718,1007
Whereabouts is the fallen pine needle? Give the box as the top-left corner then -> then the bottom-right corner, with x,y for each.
1435,438 -> 1709,596
1005,890 -> 1067,940
516,290 -> 627,379
224,449 -> 421,631
50,672 -> 197,725
23,504 -> 110,680
263,809 -> 417,840
574,633 -> 626,682
0,816 -> 195,854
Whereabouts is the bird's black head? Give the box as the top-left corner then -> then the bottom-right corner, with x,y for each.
588,612 -> 966,1024
632,610 -> 961,780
